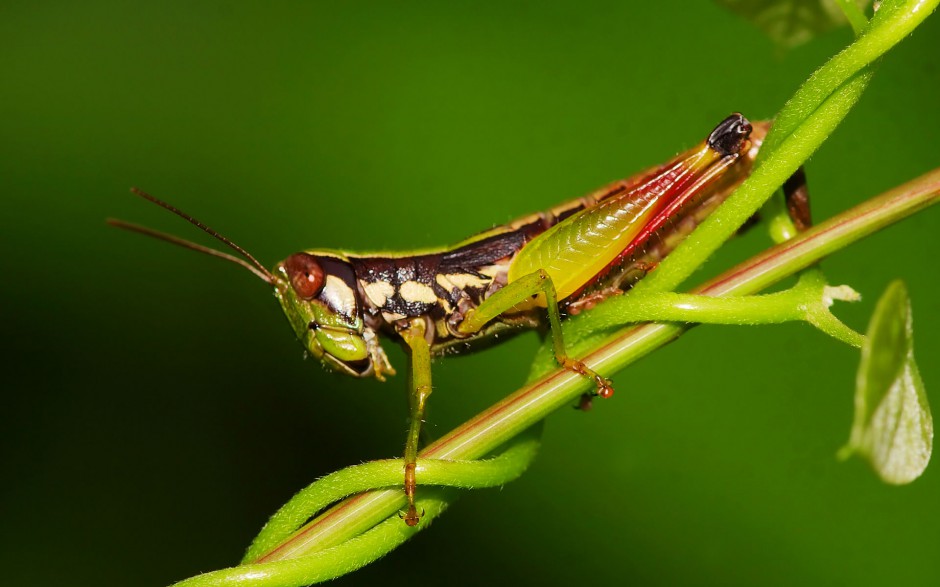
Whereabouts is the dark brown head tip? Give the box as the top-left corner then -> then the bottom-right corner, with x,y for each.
707,113 -> 753,157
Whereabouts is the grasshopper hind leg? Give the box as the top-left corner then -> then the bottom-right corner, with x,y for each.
459,269 -> 614,399
784,167 -> 812,232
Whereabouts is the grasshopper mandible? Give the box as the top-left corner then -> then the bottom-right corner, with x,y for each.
112,113 -> 785,526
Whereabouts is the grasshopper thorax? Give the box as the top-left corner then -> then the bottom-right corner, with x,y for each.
275,252 -> 393,380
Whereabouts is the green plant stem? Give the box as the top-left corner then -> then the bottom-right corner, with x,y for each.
574,277 -> 831,325
172,167 -> 940,587
177,489 -> 456,587
764,0 -> 868,242
242,423 -> 542,562
760,0 -> 935,159
834,0 -> 871,35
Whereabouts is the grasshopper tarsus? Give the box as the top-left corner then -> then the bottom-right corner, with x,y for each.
401,506 -> 423,527
559,356 -> 615,399
402,461 -> 424,526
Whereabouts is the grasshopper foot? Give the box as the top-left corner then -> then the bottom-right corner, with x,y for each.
400,505 -> 425,527
401,461 -> 425,526
560,357 -> 614,399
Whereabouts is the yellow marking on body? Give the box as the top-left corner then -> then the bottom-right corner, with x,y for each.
435,274 -> 453,291
478,264 -> 508,280
507,211 -> 544,230
399,280 -> 438,304
548,197 -> 592,219
323,275 -> 357,316
438,297 -> 453,313
382,311 -> 407,322
436,273 -> 488,292
361,279 -> 396,308
434,318 -> 450,339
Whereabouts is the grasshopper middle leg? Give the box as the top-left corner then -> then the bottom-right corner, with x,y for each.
397,318 -> 434,526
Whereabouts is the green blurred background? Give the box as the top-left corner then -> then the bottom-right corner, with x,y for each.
2,2 -> 939,585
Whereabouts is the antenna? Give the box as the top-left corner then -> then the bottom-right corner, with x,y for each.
108,188 -> 276,284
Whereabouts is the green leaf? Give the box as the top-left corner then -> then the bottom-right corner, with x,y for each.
840,280 -> 933,484
715,0 -> 871,48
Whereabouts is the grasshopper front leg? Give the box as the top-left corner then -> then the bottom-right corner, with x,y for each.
397,318 -> 433,526
457,270 -> 614,398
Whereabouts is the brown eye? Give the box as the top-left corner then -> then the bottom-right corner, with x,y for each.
284,253 -> 325,299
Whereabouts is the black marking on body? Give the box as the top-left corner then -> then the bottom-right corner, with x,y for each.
354,256 -> 441,318
351,230 -> 532,323
438,230 -> 527,270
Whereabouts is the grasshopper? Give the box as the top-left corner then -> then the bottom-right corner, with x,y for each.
111,113 -> 785,526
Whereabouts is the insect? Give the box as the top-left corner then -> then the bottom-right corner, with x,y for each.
111,113 -> 780,526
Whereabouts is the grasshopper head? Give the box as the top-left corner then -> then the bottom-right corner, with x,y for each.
275,252 -> 393,379
110,189 -> 394,380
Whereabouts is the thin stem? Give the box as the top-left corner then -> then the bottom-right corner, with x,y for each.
176,489 -> 456,587
583,287 -> 824,327
569,273 -> 864,347
760,0 -> 936,159
834,0 -> 871,35
242,424 -> 543,563
763,0 -> 869,242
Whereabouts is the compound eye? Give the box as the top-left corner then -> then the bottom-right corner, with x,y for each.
284,253 -> 325,299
